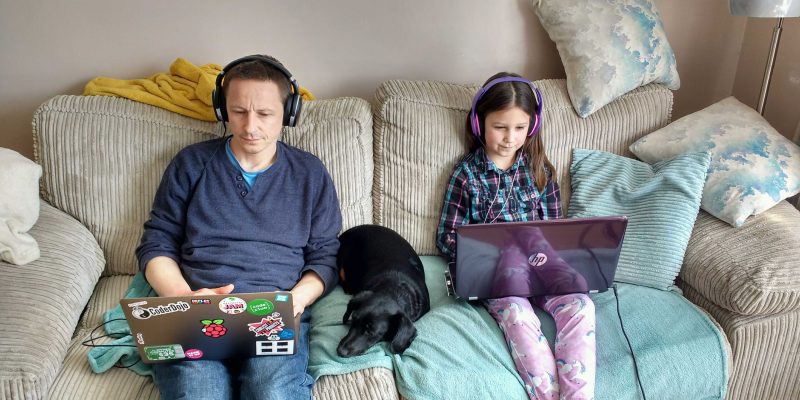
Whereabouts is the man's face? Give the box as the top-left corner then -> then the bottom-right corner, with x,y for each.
226,79 -> 285,159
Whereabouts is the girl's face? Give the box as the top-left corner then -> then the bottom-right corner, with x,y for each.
483,106 -> 531,170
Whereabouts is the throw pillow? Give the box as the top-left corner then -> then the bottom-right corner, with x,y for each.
532,0 -> 680,118
568,149 -> 710,290
0,147 -> 42,265
629,96 -> 800,227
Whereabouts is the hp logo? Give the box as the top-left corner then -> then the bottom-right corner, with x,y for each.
528,253 -> 548,267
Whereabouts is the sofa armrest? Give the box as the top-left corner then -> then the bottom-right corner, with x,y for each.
0,201 -> 104,398
680,201 -> 800,316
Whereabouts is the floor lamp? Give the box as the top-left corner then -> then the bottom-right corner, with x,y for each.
729,0 -> 800,115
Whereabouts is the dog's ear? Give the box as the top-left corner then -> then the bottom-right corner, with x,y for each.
342,291 -> 372,324
389,313 -> 417,354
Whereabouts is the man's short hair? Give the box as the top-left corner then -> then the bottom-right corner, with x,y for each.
222,55 -> 291,103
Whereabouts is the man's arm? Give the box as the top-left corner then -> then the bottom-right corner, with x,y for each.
301,164 -> 343,297
146,256 -> 234,297
290,270 -> 325,317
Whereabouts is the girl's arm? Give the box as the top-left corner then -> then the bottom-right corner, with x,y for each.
539,178 -> 563,220
436,169 -> 471,258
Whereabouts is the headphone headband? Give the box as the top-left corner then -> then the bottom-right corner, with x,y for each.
212,55 -> 302,127
469,77 -> 543,138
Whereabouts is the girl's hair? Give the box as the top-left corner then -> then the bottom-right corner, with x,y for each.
465,72 -> 556,191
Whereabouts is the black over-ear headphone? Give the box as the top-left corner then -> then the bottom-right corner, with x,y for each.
212,55 -> 303,127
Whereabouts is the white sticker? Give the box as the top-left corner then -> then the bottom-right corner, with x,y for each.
218,296 -> 247,315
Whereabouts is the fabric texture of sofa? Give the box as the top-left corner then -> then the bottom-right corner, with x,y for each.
0,79 -> 798,399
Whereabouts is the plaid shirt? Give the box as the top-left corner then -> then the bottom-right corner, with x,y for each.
436,147 -> 562,259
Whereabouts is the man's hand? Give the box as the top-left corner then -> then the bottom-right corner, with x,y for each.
145,257 -> 235,297
191,284 -> 235,296
290,271 -> 325,318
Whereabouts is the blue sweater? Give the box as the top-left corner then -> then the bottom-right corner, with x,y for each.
136,138 -> 342,295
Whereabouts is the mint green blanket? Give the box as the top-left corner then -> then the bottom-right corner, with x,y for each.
87,272 -> 155,376
93,258 -> 728,399
309,256 -> 729,399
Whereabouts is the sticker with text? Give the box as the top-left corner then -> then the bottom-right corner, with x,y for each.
248,314 -> 285,338
185,348 -> 204,359
191,299 -> 210,304
144,344 -> 185,361
275,294 -> 289,302
247,299 -> 274,316
218,297 -> 247,314
131,301 -> 190,320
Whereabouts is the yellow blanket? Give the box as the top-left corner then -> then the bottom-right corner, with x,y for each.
84,58 -> 315,122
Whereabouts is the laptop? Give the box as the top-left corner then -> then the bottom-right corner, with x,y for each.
446,216 -> 628,300
120,292 -> 297,364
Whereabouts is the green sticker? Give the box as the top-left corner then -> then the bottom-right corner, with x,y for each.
247,299 -> 274,316
144,344 -> 185,361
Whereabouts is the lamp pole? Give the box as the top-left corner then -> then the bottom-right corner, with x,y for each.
757,17 -> 784,115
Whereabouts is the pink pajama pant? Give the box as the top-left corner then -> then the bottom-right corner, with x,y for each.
485,294 -> 596,400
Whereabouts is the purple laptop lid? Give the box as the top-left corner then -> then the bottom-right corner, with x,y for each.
450,216 -> 628,300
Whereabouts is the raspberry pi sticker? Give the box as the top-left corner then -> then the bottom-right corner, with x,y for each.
247,315 -> 285,338
218,296 -> 247,314
201,319 -> 228,338
144,344 -> 185,361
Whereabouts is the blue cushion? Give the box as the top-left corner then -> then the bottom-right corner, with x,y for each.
310,256 -> 728,399
568,149 -> 710,290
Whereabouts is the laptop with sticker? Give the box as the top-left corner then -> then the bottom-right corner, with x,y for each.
120,292 -> 296,363
446,216 -> 628,300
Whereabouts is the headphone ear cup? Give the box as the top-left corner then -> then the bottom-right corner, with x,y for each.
212,88 -> 227,122
470,110 -> 480,137
284,94 -> 302,127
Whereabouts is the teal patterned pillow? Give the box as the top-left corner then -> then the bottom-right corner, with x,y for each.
532,0 -> 680,118
568,149 -> 710,290
630,97 -> 800,227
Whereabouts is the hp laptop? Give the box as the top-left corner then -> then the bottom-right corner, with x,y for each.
446,216 -> 628,300
120,292 -> 297,364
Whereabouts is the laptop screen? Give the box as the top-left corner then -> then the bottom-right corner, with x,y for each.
454,216 -> 627,300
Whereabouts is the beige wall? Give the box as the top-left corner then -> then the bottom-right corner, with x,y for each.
0,0 -> 761,159
733,17 -> 800,142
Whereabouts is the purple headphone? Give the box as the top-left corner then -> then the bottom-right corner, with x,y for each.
469,77 -> 543,138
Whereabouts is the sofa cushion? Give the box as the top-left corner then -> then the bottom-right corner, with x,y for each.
0,202 -> 104,400
568,149 -> 710,290
630,96 -> 800,227
33,95 -> 374,275
532,0 -> 680,118
681,201 -> 800,316
680,281 -> 800,400
310,256 -> 729,399
373,79 -> 672,255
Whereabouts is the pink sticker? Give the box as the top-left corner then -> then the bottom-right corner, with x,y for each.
185,348 -> 203,359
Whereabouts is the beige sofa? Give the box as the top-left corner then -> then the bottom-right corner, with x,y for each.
1,79 -> 798,399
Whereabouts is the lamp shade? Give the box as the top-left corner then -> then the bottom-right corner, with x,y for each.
729,0 -> 800,17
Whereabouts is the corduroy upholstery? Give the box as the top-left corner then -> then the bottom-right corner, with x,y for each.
373,79 -> 672,256
2,78 -> 797,400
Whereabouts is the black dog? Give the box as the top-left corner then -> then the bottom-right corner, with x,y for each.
336,224 -> 430,357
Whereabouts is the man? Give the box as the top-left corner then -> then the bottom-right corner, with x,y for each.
136,55 -> 341,400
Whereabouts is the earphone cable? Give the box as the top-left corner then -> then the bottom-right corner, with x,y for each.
613,284 -> 647,400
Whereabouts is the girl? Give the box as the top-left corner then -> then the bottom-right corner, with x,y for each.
436,72 -> 596,400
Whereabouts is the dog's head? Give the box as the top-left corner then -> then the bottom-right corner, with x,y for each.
336,290 -> 417,357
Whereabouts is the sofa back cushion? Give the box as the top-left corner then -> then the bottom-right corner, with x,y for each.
33,95 -> 373,275
373,79 -> 673,255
